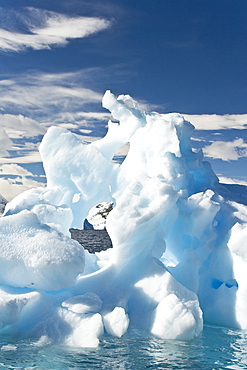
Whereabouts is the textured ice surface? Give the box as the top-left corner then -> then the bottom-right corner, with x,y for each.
1,90 -> 247,347
0,210 -> 85,290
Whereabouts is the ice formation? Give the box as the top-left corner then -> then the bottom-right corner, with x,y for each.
85,202 -> 114,229
0,194 -> 7,215
1,90 -> 247,347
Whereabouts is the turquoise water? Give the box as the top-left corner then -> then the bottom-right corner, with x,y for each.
0,325 -> 247,369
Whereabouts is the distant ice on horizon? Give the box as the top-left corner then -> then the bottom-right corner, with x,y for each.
0,194 -> 7,215
0,90 -> 247,347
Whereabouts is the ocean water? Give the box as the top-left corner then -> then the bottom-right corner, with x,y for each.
0,325 -> 247,370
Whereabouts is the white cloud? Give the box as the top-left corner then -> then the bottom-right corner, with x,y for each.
0,159 -> 46,201
0,177 -> 44,201
0,113 -> 43,164
0,71 -> 103,123
191,137 -> 207,143
34,13 -> 110,38
0,164 -> 35,177
0,70 -> 110,170
203,138 -> 247,161
75,112 -> 112,121
0,128 -> 12,157
0,152 -> 42,165
0,164 -> 45,201
0,114 -> 46,139
0,7 -> 111,52
218,176 -> 247,186
184,114 -> 247,130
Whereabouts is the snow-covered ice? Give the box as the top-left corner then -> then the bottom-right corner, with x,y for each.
86,201 -> 114,229
0,90 -> 247,347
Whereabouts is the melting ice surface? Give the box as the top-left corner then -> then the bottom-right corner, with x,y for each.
1,91 -> 247,348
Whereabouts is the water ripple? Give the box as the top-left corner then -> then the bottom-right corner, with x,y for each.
0,326 -> 247,369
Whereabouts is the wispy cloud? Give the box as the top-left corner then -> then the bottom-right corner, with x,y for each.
203,138 -> 247,161
0,163 -> 45,203
0,176 -> 44,201
0,128 -> 12,157
0,71 -> 104,123
184,114 -> 247,130
0,7 -> 111,52
218,176 -> 247,186
0,69 -> 111,165
0,114 -> 46,139
0,112 -> 46,166
0,163 -> 37,177
0,152 -> 42,165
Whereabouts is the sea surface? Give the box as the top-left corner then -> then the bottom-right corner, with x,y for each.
0,325 -> 247,369
1,231 -> 247,369
69,228 -> 112,253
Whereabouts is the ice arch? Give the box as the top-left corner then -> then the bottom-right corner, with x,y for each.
1,91 -> 247,347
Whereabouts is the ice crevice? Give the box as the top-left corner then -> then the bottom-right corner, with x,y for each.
0,90 -> 247,347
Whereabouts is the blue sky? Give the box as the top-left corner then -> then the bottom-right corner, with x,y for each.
0,0 -> 246,200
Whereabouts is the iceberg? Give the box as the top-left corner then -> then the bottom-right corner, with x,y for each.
0,90 -> 247,347
0,194 -> 7,216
